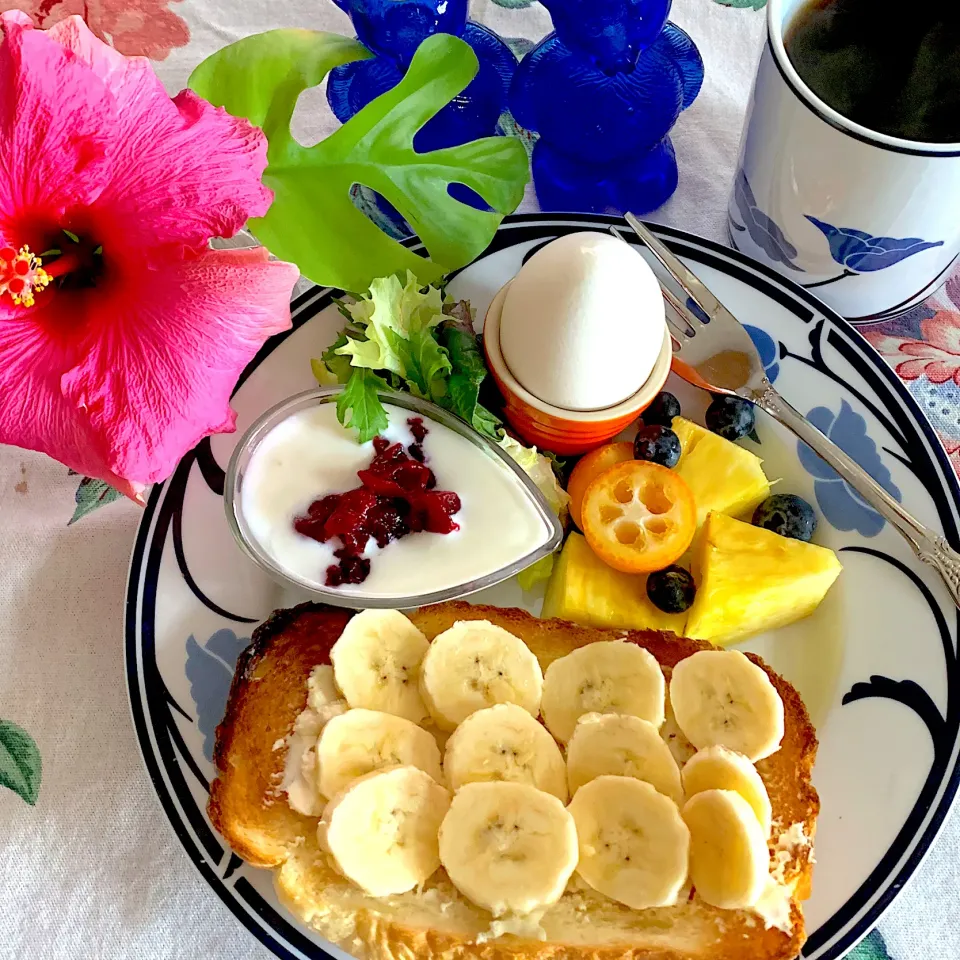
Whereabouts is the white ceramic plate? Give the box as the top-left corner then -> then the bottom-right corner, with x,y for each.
125,214 -> 960,960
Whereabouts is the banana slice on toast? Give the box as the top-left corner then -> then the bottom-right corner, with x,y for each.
568,775 -> 690,910
420,620 -> 543,731
319,766 -> 450,897
682,745 -> 772,836
316,708 -> 443,799
439,781 -> 578,916
683,788 -> 770,909
670,650 -> 784,761
541,640 -> 665,743
330,609 -> 430,723
444,703 -> 568,801
566,712 -> 682,801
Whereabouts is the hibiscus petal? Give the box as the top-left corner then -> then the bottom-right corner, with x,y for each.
0,13 -> 113,246
58,247 -> 299,486
0,299 -> 139,496
47,16 -> 272,250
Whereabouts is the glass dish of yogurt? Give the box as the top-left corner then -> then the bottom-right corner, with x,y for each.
224,388 -> 563,608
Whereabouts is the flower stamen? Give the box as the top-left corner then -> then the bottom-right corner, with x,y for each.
0,245 -> 51,307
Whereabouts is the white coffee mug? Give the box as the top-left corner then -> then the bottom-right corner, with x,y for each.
728,0 -> 960,323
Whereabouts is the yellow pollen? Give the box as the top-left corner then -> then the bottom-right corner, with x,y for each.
1,244 -> 51,308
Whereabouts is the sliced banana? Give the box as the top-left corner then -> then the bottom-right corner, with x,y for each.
669,650 -> 784,761
330,609 -> 430,723
682,788 -> 770,909
444,703 -> 568,801
438,781 -> 578,916
316,708 -> 443,799
420,620 -> 543,731
568,775 -> 690,910
320,766 -> 450,897
566,713 -> 682,801
540,640 -> 665,743
682,745 -> 773,836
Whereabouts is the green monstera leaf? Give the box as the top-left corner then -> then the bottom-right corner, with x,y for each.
190,32 -> 529,293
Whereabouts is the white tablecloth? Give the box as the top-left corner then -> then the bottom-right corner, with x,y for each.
0,2 -> 957,959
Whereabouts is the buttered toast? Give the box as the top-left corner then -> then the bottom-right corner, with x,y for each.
209,602 -> 818,960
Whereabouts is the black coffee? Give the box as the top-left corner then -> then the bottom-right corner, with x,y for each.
784,0 -> 960,144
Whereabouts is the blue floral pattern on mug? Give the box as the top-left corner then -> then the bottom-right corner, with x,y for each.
797,400 -> 901,537
805,216 -> 944,273
185,628 -> 249,762
729,169 -> 805,272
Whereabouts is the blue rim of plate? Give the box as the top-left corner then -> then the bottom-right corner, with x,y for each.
124,212 -> 960,960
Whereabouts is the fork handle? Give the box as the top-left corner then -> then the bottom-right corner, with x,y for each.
754,383 -> 960,609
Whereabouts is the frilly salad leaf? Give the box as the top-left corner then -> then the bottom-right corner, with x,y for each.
189,32 -> 529,293
336,367 -> 391,442
497,434 -> 571,526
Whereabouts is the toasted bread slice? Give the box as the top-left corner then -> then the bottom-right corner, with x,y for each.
209,602 -> 818,960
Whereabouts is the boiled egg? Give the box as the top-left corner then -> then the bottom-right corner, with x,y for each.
498,232 -> 665,412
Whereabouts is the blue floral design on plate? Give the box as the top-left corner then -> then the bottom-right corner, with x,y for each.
185,628 -> 249,762
744,324 -> 779,383
729,169 -> 805,272
805,216 -> 944,273
797,400 -> 901,537
683,299 -> 779,384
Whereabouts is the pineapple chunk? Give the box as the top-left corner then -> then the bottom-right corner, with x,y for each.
542,533 -> 686,634
685,512 -> 842,645
672,417 -> 771,528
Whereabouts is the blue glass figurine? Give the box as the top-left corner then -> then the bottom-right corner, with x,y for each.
326,0 -> 517,154
510,0 -> 704,214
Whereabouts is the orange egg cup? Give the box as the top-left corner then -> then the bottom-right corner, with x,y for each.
483,282 -> 673,455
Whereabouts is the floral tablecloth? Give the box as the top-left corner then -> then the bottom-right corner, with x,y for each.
0,2 -> 957,959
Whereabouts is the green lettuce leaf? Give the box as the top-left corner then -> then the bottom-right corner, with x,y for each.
385,327 -> 451,401
189,33 -> 529,293
471,402 -> 503,439
337,368 -> 390,442
338,273 -> 446,376
318,331 -> 354,384
437,307 -> 502,439
498,434 -> 571,524
516,554 -> 556,591
311,357 -> 340,386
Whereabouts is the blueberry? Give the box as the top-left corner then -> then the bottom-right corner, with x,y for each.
642,392 -> 681,428
705,394 -> 756,441
633,424 -> 682,469
752,494 -> 817,542
647,565 -> 696,614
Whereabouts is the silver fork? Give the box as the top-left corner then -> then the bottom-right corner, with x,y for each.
616,212 -> 960,610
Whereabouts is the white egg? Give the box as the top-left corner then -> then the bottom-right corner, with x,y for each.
498,232 -> 665,412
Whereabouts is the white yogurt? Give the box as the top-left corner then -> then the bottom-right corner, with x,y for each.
240,403 -> 551,599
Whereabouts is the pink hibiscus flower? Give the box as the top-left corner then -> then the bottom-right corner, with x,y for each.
0,12 -> 299,501
864,310 -> 960,386
12,0 -> 189,61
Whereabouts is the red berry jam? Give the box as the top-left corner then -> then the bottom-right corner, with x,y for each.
292,418 -> 461,587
